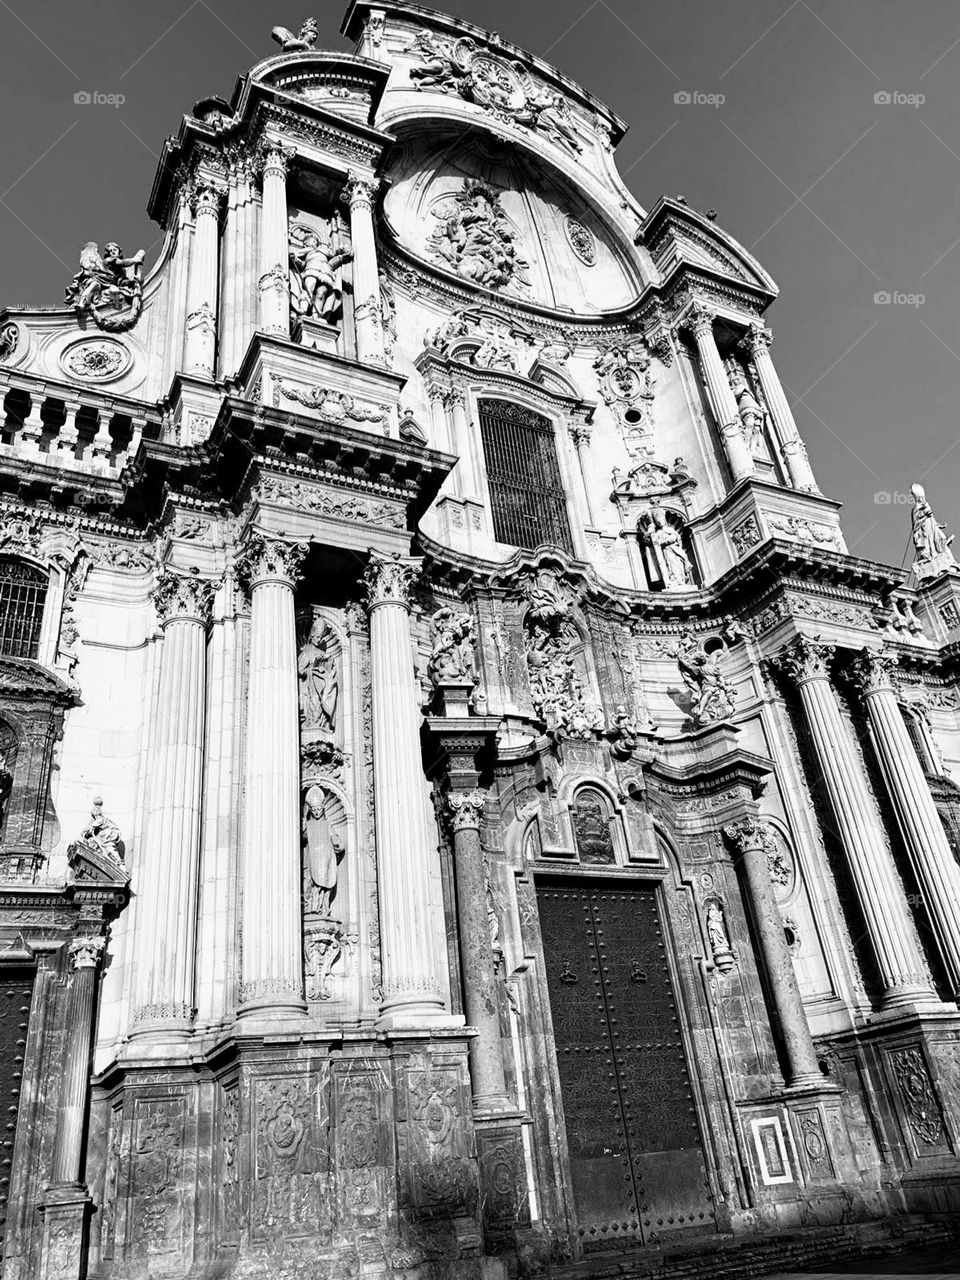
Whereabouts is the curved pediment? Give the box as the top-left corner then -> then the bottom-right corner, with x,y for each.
0,657 -> 76,704
383,126 -> 646,316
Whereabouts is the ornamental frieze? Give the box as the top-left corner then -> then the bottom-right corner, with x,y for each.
258,475 -> 406,531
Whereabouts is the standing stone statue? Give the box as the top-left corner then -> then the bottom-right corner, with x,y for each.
638,507 -> 693,590
302,784 -> 344,918
289,219 -> 353,324
298,617 -> 338,734
911,483 -> 955,578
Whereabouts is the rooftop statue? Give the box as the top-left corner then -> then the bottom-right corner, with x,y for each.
271,17 -> 319,52
64,242 -> 145,332
910,482 -> 956,580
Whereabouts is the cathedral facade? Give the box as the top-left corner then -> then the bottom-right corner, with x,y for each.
0,4 -> 959,1278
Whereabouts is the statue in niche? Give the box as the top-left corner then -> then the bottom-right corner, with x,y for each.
638,507 -> 693,590
429,180 -> 529,292
911,483 -> 954,566
428,606 -> 476,685
706,900 -> 734,968
0,753 -> 12,833
725,357 -> 769,457
302,784 -> 344,918
65,242 -> 145,332
298,617 -> 338,734
289,218 -> 352,324
677,636 -> 736,726
81,796 -> 124,862
572,789 -> 615,864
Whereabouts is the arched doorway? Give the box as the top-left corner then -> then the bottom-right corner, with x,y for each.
537,874 -> 715,1251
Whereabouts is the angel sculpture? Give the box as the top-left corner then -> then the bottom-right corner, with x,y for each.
271,18 -> 318,52
407,31 -> 469,91
427,607 -> 476,685
65,242 -> 145,332
677,636 -> 736,727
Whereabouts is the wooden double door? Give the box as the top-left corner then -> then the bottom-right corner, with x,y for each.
539,878 -> 715,1251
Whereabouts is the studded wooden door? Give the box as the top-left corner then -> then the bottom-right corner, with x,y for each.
0,970 -> 33,1251
539,879 -> 714,1251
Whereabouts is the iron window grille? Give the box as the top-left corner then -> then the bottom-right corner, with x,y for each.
0,559 -> 47,660
477,399 -> 574,555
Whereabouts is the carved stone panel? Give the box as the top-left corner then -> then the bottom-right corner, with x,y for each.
251,1074 -> 330,1242
332,1059 -> 396,1234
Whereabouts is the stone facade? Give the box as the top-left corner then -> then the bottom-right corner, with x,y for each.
0,4 -> 959,1279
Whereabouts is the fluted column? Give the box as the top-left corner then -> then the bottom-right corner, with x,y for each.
130,568 -> 213,1040
742,322 -> 819,492
850,647 -> 960,998
776,635 -> 935,1010
687,303 -> 754,482
183,182 -> 223,378
236,535 -> 308,1018
365,553 -> 446,1024
447,791 -> 510,1111
569,423 -> 602,528
342,170 -> 385,366
221,149 -> 258,376
51,936 -> 105,1184
257,142 -> 293,337
724,819 -> 823,1088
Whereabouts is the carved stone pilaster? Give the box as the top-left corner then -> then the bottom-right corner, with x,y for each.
236,534 -> 308,591
152,568 -> 214,626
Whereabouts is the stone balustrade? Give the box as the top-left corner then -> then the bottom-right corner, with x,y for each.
0,373 -> 159,472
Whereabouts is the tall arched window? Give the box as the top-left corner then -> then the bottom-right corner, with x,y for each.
477,399 -> 573,554
0,559 -> 47,660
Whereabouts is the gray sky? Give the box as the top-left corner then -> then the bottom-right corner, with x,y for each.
1,0 -> 959,569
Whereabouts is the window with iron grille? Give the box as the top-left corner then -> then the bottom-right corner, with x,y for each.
477,399 -> 573,554
0,559 -> 47,660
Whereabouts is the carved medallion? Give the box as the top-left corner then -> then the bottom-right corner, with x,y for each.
60,337 -> 132,382
564,215 -> 597,266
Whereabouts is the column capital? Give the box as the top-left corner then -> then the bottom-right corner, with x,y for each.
363,552 -> 421,609
257,139 -> 295,177
191,181 -> 225,218
236,533 -> 308,591
152,567 -> 215,626
685,301 -> 717,337
68,934 -> 105,970
723,815 -> 776,854
848,646 -> 899,696
774,633 -> 834,685
446,789 -> 489,832
341,170 -> 379,209
741,321 -> 773,355
569,422 -> 592,448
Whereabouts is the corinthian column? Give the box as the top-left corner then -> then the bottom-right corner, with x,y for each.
39,936 -> 104,1279
183,182 -> 223,378
131,568 -> 213,1040
742,323 -> 819,492
849,648 -> 960,998
257,142 -> 293,337
365,552 -> 447,1025
724,818 -> 823,1088
686,303 -> 754,482
447,791 -> 510,1111
236,534 -> 308,1018
776,635 -> 935,1010
342,170 -> 385,366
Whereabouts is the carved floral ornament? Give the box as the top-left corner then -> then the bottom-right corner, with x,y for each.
152,567 -> 215,625
847,646 -> 898,696
235,533 -> 309,590
723,816 -> 774,854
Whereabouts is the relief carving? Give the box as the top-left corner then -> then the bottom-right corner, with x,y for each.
428,180 -> 529,292
890,1046 -> 946,1148
65,241 -> 145,332
677,636 -> 736,726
